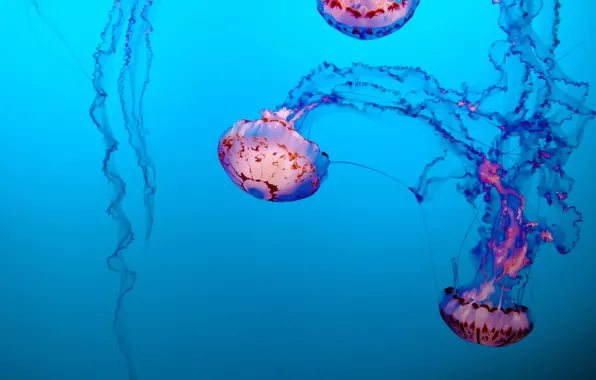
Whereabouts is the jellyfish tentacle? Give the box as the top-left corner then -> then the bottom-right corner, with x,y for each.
330,159 -> 441,294
24,0 -> 91,79
138,0 -> 157,238
117,0 -> 158,240
89,2 -> 138,379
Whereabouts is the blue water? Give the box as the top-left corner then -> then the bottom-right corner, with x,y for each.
1,1 -> 595,379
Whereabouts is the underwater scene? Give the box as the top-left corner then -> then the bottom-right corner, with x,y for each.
1,1 -> 595,379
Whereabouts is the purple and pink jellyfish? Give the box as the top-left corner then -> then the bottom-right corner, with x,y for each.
219,0 -> 594,347
218,106 -> 330,202
440,159 -> 537,347
316,0 -> 420,40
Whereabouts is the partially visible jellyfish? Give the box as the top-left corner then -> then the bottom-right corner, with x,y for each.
222,0 -> 595,348
316,0 -> 420,40
89,1 -> 158,379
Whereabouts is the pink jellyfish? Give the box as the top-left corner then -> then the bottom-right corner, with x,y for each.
440,285 -> 533,347
316,0 -> 420,40
439,160 -> 537,347
218,107 -> 330,202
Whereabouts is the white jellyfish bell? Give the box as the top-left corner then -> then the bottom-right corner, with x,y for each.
218,108 -> 330,202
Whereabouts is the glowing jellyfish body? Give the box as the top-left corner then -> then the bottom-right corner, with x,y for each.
439,285 -> 533,347
439,160 -> 538,347
218,108 -> 330,202
316,0 -> 420,40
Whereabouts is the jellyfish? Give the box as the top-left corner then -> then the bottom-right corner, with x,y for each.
218,106 -> 331,202
316,0 -> 420,40
435,0 -> 594,347
89,1 -> 158,378
438,159 -> 537,347
223,0 -> 595,347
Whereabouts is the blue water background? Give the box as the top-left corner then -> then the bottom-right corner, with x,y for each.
1,1 -> 595,379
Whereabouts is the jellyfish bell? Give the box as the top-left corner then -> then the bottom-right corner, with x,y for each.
439,283 -> 534,347
316,0 -> 420,40
218,108 -> 330,202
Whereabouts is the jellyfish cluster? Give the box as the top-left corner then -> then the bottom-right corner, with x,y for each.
21,0 -> 593,379
219,0 -> 595,348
